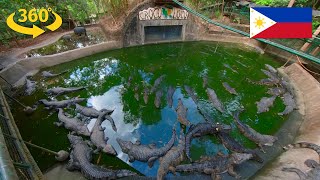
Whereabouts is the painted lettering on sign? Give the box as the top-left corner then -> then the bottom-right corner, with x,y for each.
139,7 -> 188,20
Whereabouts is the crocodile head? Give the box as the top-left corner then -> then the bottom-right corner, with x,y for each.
214,123 -> 232,132
67,134 -> 83,145
263,136 -> 278,146
116,138 -> 133,153
78,126 -> 90,137
231,153 -> 253,165
38,99 -> 48,104
103,145 -> 117,156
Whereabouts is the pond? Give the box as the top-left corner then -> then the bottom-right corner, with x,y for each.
22,28 -> 106,58
12,41 -> 286,177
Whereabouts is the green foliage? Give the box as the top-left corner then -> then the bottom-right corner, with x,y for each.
252,0 -> 313,7
313,18 -> 320,32
0,0 -> 126,46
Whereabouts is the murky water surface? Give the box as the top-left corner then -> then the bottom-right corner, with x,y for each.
23,29 -> 106,58
12,41 -> 286,176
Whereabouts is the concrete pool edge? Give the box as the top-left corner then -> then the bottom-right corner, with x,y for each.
253,63 -> 320,180
0,40 -> 122,88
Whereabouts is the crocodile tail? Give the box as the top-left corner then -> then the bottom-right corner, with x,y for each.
115,169 -> 137,178
81,164 -> 115,179
252,153 -> 264,163
185,133 -> 192,161
176,163 -> 199,172
283,142 -> 320,158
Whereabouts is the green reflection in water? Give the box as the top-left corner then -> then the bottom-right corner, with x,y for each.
24,30 -> 106,58
12,41 -> 286,176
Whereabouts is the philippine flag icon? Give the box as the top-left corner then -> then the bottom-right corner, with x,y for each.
250,7 -> 312,38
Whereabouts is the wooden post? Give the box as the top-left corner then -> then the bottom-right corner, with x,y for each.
300,26 -> 320,52
287,0 -> 295,7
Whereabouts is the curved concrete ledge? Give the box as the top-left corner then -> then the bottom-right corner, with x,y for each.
254,63 -> 320,180
199,34 -> 265,54
0,41 -> 122,87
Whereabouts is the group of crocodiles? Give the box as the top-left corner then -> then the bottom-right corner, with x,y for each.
247,64 -> 296,115
126,64 -> 295,118
23,70 -> 139,179
19,64 -> 303,179
282,142 -> 320,180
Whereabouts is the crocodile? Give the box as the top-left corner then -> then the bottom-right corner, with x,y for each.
246,78 -> 279,86
167,86 -> 175,108
267,87 -> 286,96
185,122 -> 232,161
175,152 -> 253,179
265,64 -> 278,74
184,85 -> 198,104
55,108 -> 90,136
117,127 -> 176,167
206,88 -> 225,113
25,78 -> 36,96
75,104 -> 114,118
143,86 -> 149,104
202,74 -> 208,88
104,115 -> 117,132
154,90 -> 163,108
134,84 -> 139,101
224,63 -> 239,74
222,82 -> 238,95
217,131 -> 263,163
39,97 -> 86,109
67,134 -> 137,179
282,142 -> 320,180
256,96 -> 276,113
90,111 -> 117,155
176,98 -> 191,126
157,129 -> 185,180
278,92 -> 296,116
42,70 -> 68,78
151,75 -> 166,93
126,76 -> 133,88
47,86 -> 86,96
233,111 -> 277,152
280,79 -> 291,90
261,69 -> 280,82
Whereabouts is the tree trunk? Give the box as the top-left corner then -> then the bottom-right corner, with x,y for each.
287,0 -> 295,7
314,0 -> 320,9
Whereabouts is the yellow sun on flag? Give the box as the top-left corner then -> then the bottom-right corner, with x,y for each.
254,17 -> 265,29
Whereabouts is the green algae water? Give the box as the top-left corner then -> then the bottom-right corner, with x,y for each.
12,41 -> 286,177
23,29 -> 106,58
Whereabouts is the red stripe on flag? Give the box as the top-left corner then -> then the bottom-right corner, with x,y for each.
252,23 -> 312,38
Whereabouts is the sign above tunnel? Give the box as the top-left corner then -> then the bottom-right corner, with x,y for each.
139,7 -> 189,21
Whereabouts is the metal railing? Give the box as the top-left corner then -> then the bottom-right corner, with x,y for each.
0,87 -> 43,180
174,0 -> 320,64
